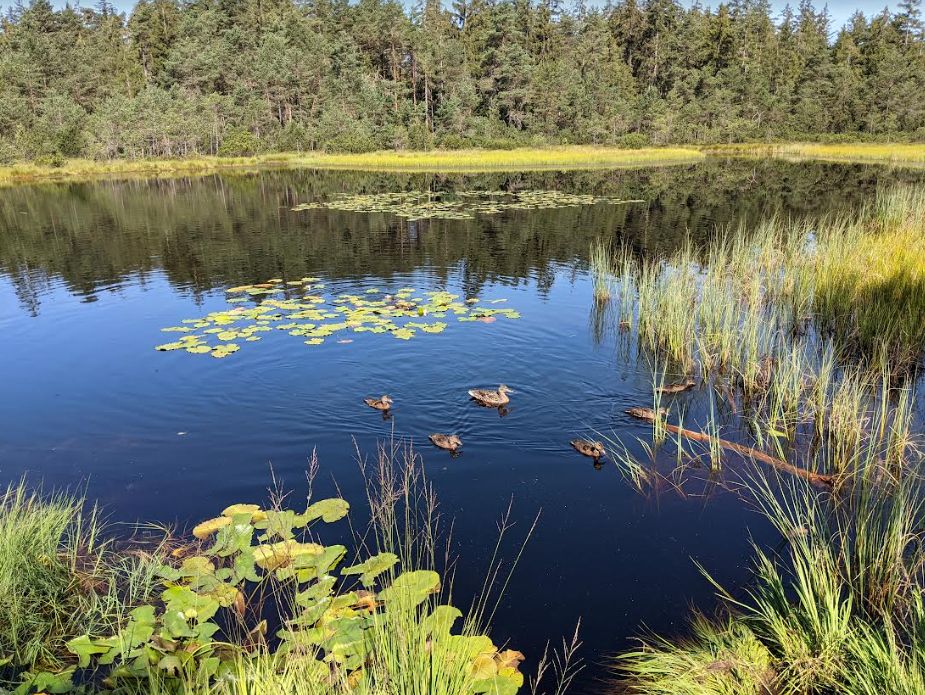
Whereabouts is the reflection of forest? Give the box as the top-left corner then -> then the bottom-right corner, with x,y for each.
2,160 -> 920,316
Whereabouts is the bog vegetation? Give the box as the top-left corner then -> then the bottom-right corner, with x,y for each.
0,0 -> 924,163
585,185 -> 925,693
0,448 -> 578,695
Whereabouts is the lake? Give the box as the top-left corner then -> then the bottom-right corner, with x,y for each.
1,158 -> 921,692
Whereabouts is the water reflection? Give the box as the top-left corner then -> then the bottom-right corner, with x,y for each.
1,159 -> 918,316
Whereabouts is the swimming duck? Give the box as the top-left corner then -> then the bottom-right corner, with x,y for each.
429,434 -> 462,452
657,379 -> 696,395
571,439 -> 606,460
625,406 -> 668,421
468,385 -> 514,407
364,395 -> 393,411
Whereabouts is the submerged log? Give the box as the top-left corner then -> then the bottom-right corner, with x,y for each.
625,406 -> 835,487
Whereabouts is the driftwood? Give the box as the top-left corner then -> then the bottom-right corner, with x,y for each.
625,407 -> 835,487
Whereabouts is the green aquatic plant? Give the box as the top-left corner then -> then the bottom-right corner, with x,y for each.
47,495 -> 525,695
589,239 -> 614,303
155,282 -> 521,358
8,444 -> 539,695
0,482 -> 164,687
618,465 -> 925,695
293,190 -> 644,222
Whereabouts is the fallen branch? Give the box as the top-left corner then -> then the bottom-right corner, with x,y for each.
625,407 -> 835,487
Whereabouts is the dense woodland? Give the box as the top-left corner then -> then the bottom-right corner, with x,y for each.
1,0 -> 924,160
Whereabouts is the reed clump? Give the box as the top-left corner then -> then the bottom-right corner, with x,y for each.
612,183 -> 925,401
618,469 -> 925,695
0,482 -> 163,677
590,239 -> 615,303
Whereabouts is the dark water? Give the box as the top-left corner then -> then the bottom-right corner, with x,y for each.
1,158 -> 921,692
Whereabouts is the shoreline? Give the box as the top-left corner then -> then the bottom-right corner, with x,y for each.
0,147 -> 705,186
2,142 -> 923,187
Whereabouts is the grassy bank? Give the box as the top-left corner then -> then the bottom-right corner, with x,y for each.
706,142 -> 925,167
618,470 -> 925,695
589,185 -> 924,493
592,185 -> 925,692
0,445 -> 561,695
0,146 -> 704,185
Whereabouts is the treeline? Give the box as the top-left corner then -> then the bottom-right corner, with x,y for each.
1,0 -> 924,161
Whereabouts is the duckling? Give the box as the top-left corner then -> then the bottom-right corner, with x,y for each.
657,379 -> 696,395
571,439 -> 606,460
364,395 -> 393,411
468,384 -> 514,407
429,434 -> 462,452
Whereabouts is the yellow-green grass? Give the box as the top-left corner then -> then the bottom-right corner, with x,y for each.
0,146 -> 704,185
275,146 -> 704,172
705,142 -> 925,167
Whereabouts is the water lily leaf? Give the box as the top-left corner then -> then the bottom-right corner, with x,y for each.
253,540 -> 325,571
393,328 -> 415,340
341,552 -> 398,587
295,575 -> 337,607
378,570 -> 440,605
67,635 -> 112,668
421,322 -> 447,334
155,341 -> 186,351
473,673 -> 523,695
192,516 -> 232,539
304,498 -> 350,523
305,338 -> 324,345
221,503 -> 266,521
186,345 -> 212,354
423,605 -> 463,638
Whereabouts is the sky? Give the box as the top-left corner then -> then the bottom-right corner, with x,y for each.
29,0 -> 897,33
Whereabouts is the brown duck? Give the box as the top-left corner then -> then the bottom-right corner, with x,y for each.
364,395 -> 394,411
468,385 -> 514,407
571,439 -> 606,460
429,434 -> 462,452
626,406 -> 668,421
657,379 -> 696,395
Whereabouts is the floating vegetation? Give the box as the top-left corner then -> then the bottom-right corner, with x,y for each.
155,280 -> 521,358
293,190 -> 645,221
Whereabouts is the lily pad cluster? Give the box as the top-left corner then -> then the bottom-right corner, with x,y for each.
155,279 -> 521,358
58,498 -> 525,694
292,190 -> 644,221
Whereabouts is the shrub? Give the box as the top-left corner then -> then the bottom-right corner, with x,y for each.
619,132 -> 651,149
34,152 -> 66,168
218,129 -> 259,157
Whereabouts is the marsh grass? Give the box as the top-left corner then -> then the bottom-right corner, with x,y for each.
0,482 -> 163,678
589,240 -> 615,303
619,467 -> 925,695
607,184 -> 925,484
0,147 -> 704,185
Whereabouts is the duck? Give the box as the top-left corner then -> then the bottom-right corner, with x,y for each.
571,439 -> 606,460
625,406 -> 668,421
429,434 -> 462,452
657,379 -> 696,395
468,384 -> 514,407
364,395 -> 393,411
